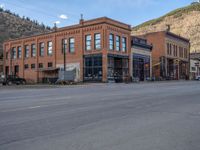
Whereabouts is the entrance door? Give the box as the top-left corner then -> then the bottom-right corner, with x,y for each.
5,66 -> 9,77
114,58 -> 123,77
14,65 -> 19,76
139,58 -> 144,81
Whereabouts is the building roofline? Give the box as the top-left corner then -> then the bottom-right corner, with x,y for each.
4,17 -> 131,43
165,31 -> 189,42
131,36 -> 153,50
131,35 -> 147,41
139,30 -> 190,42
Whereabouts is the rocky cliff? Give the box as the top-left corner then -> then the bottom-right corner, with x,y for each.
0,8 -> 51,58
132,3 -> 200,52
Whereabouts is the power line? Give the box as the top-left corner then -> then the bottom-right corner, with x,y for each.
18,0 -> 80,17
12,0 -> 80,22
0,0 -> 80,25
1,0 -> 59,19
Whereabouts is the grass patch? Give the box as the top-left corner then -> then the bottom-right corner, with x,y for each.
133,4 -> 200,30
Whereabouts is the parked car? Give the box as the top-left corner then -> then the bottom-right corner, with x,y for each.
195,75 -> 200,81
0,74 -> 5,85
2,75 -> 26,85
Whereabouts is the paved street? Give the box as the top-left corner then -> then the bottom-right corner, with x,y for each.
0,81 -> 200,150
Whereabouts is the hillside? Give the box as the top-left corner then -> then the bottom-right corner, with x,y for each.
0,8 -> 51,58
132,3 -> 200,52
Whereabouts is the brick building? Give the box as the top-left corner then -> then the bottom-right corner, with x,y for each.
3,17 -> 131,83
130,36 -> 152,81
190,52 -> 200,80
140,31 -> 190,80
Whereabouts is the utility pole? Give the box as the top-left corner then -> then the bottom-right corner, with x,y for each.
62,37 -> 67,81
63,38 -> 66,71
10,48 -> 13,76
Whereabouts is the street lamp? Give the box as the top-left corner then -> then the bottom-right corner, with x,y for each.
10,48 -> 13,76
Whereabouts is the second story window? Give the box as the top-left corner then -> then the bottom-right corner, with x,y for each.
109,34 -> 114,50
24,64 -> 29,69
184,48 -> 187,58
12,47 -> 17,59
31,44 -> 36,57
85,35 -> 92,51
25,45 -> 29,58
62,39 -> 67,54
122,37 -> 127,52
39,63 -> 43,68
6,52 -> 8,59
69,38 -> 75,53
48,62 -> 53,68
116,36 -> 120,51
173,45 -> 176,56
17,46 -> 22,58
39,42 -> 44,57
169,44 -> 172,55
47,41 -> 53,56
31,64 -> 35,69
179,47 -> 183,58
95,33 -> 101,50
175,45 -> 178,57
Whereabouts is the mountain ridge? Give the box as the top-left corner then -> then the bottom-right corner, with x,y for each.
0,8 -> 51,58
132,3 -> 200,52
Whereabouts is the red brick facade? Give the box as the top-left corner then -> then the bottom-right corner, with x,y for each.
140,31 -> 190,80
3,17 -> 131,83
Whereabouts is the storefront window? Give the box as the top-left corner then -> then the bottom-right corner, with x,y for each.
84,55 -> 102,81
133,54 -> 150,81
107,56 -> 129,80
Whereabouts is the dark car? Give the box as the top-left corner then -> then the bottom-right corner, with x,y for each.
0,75 -> 5,85
2,75 -> 26,85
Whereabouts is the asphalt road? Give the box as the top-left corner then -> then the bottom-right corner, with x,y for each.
0,81 -> 200,150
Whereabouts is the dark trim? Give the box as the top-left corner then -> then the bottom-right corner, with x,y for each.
108,54 -> 129,59
5,17 -> 131,43
166,31 -> 189,42
132,42 -> 152,50
83,53 -> 102,58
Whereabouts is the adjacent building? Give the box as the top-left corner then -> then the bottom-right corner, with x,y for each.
190,52 -> 200,80
140,31 -> 190,80
131,36 -> 152,81
3,17 -> 131,83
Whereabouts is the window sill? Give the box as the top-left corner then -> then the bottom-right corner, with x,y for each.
69,52 -> 76,54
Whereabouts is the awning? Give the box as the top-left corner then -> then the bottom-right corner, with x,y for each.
37,67 -> 59,72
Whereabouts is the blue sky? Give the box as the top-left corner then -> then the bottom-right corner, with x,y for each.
0,0 -> 195,27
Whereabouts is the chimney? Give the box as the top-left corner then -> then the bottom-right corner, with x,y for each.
79,14 -> 84,25
53,23 -> 57,32
166,24 -> 170,32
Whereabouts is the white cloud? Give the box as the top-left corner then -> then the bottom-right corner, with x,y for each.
0,4 -> 5,9
54,21 -> 60,24
59,14 -> 68,20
